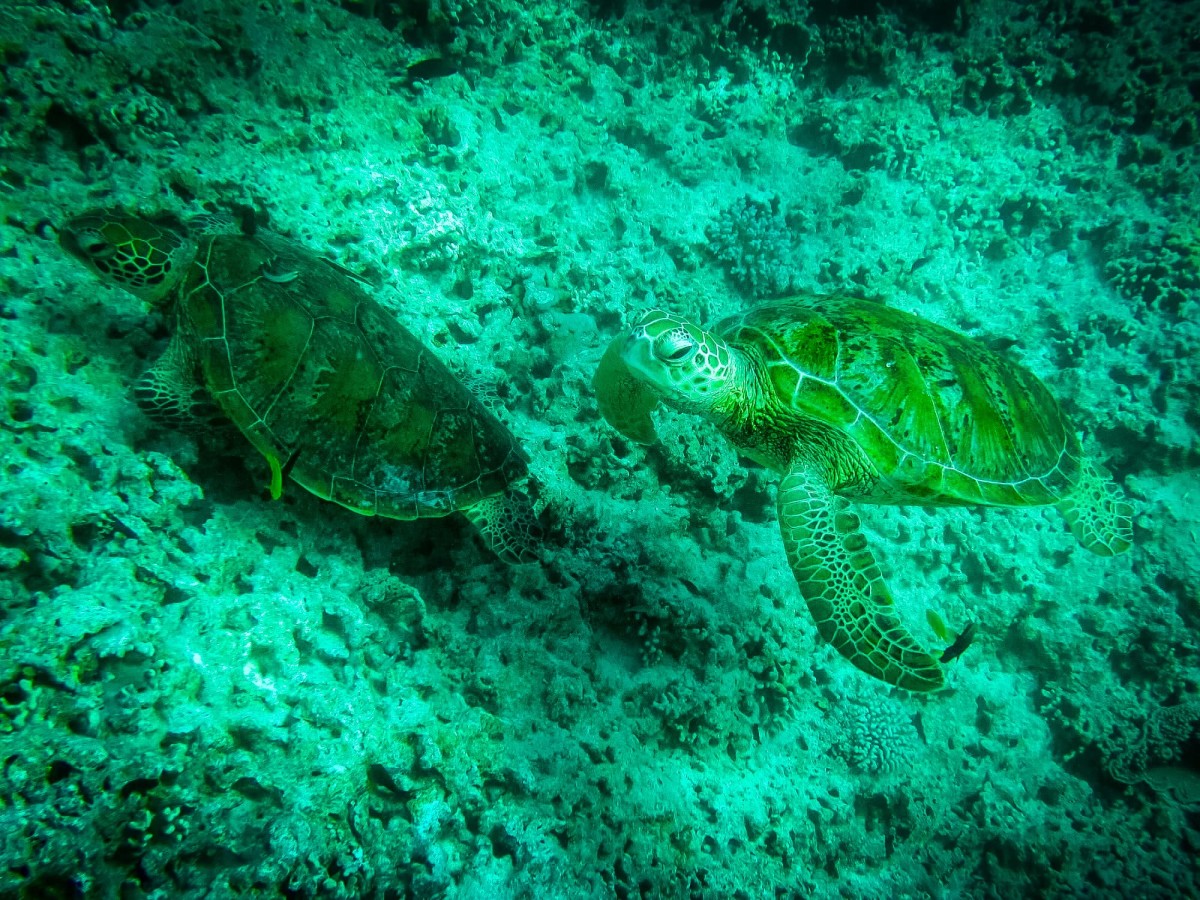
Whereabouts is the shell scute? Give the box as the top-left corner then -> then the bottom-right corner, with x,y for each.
793,377 -> 859,428
724,310 -> 839,380
726,296 -> 1079,502
768,360 -> 799,401
355,301 -> 426,372
844,415 -> 902,476
267,318 -> 383,454
935,467 -> 986,505
176,231 -> 524,516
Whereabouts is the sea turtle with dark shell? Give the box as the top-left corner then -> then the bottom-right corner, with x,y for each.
594,294 -> 1133,690
61,210 -> 539,563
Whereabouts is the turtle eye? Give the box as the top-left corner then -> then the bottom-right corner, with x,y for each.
653,332 -> 697,365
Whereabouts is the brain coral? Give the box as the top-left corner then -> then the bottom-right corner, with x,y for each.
833,700 -> 920,775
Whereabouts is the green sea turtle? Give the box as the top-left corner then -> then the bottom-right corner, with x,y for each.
594,294 -> 1133,691
60,210 -> 540,563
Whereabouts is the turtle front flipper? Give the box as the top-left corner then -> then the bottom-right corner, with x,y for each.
778,464 -> 945,692
135,335 -> 221,431
1057,459 -> 1133,556
464,490 -> 543,564
593,336 -> 661,445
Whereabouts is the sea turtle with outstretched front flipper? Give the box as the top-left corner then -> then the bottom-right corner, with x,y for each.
594,294 -> 1132,690
61,210 -> 539,563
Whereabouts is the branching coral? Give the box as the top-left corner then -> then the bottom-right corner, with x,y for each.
1103,700 -> 1200,785
705,194 -> 798,297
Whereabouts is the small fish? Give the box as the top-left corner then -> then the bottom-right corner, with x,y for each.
319,255 -> 376,286
265,448 -> 301,500
280,447 -> 301,480
985,335 -> 1021,353
405,56 -> 455,82
266,453 -> 284,500
261,263 -> 299,284
925,608 -> 949,642
940,622 -> 978,664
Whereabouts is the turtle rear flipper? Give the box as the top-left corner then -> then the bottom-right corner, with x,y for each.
135,335 -> 221,431
1057,459 -> 1133,556
464,490 -> 543,564
593,336 -> 660,445
778,464 -> 944,692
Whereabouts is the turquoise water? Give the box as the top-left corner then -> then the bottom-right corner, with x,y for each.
2,0 -> 1198,896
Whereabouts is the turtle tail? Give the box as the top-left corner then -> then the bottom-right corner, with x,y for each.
1057,459 -> 1133,556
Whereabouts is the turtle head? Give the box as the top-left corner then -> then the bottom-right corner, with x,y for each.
60,211 -> 194,305
621,310 -> 735,412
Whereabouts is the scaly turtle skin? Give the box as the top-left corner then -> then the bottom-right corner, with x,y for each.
594,294 -> 1133,691
61,211 -> 539,563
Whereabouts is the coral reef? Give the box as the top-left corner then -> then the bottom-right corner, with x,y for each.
0,0 -> 1196,896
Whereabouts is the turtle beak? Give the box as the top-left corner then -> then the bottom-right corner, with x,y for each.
619,330 -> 659,382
